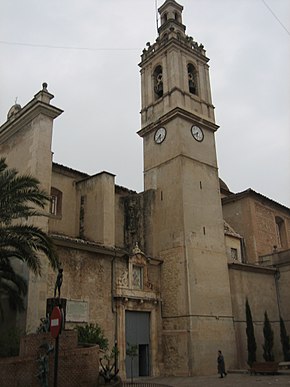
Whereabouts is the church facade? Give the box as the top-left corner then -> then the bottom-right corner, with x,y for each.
1,0 -> 290,378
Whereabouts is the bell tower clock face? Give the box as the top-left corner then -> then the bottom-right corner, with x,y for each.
191,125 -> 204,142
154,127 -> 167,144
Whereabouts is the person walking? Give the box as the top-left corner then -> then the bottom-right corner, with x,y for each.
217,350 -> 227,378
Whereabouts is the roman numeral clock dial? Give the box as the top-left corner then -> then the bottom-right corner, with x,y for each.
154,127 -> 166,144
191,125 -> 204,142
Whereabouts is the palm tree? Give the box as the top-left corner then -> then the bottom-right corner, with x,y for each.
0,157 -> 59,317
0,259 -> 27,319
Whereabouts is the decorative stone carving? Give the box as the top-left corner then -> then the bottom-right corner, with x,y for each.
117,270 -> 129,287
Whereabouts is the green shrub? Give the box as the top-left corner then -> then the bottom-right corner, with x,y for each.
76,323 -> 108,350
263,311 -> 274,361
280,316 -> 290,361
245,298 -> 257,366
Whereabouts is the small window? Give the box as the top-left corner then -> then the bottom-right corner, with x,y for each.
79,195 -> 86,238
50,187 -> 62,216
174,12 -> 180,22
187,63 -> 198,95
153,65 -> 163,100
50,195 -> 58,215
161,12 -> 168,24
132,265 -> 143,289
275,216 -> 287,249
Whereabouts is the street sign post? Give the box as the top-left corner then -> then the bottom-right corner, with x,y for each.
50,306 -> 62,387
50,306 -> 62,339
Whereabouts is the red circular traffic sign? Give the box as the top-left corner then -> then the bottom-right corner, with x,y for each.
50,306 -> 62,339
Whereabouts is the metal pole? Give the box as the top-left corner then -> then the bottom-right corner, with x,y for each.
54,335 -> 59,387
114,340 -> 117,376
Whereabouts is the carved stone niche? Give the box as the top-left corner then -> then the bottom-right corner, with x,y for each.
128,243 -> 153,291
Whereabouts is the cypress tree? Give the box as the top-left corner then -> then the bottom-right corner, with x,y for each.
280,316 -> 290,361
245,298 -> 257,366
263,311 -> 274,361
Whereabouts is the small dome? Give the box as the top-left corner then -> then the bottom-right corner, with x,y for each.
7,103 -> 22,120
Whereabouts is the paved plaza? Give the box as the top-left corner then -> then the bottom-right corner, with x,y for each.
137,371 -> 290,386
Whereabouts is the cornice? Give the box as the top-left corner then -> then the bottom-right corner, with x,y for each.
140,35 -> 208,68
50,234 -> 126,257
138,106 -> 218,138
222,189 -> 290,214
0,99 -> 63,144
228,262 -> 276,275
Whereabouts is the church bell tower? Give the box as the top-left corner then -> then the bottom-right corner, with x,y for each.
138,0 -> 236,375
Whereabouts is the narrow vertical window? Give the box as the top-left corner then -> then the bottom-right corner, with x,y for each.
79,195 -> 86,238
50,195 -> 57,215
161,12 -> 168,24
275,216 -> 287,249
174,12 -> 180,22
50,187 -> 62,216
154,65 -> 163,100
187,63 -> 198,95
132,265 -> 143,289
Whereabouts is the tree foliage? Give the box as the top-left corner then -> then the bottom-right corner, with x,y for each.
0,158 -> 59,318
245,298 -> 257,366
0,327 -> 21,357
0,158 -> 58,274
263,311 -> 274,361
0,259 -> 28,318
76,323 -> 108,350
280,316 -> 290,361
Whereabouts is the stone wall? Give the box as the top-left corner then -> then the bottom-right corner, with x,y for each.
47,243 -> 116,346
223,194 -> 290,264
0,330 -> 99,387
229,263 -> 282,368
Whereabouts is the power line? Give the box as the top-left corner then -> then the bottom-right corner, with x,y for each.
261,0 -> 290,36
0,40 -> 139,51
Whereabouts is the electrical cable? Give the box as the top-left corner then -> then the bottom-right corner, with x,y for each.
261,0 -> 290,36
0,40 -> 139,51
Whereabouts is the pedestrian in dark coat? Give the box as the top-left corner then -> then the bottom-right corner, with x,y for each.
217,350 -> 227,378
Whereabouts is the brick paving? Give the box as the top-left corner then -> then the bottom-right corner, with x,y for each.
137,371 -> 290,386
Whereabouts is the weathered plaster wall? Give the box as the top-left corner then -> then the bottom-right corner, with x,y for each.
0,92 -> 62,333
229,264 -> 282,368
49,170 -> 78,237
123,190 -> 155,254
47,245 -> 116,346
223,196 -> 290,264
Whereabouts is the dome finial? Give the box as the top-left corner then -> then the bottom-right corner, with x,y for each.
7,99 -> 22,120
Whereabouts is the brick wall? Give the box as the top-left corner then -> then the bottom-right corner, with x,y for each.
0,330 -> 99,387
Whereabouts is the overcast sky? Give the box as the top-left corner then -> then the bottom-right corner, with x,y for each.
0,0 -> 289,207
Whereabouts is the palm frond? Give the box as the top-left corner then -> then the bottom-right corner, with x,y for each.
0,264 -> 28,319
0,158 -> 59,320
